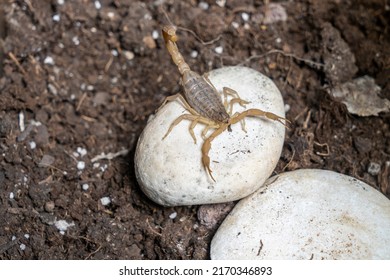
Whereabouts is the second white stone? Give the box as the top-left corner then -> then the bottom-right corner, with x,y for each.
135,66 -> 286,206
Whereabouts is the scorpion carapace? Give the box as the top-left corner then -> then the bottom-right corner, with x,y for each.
160,25 -> 289,181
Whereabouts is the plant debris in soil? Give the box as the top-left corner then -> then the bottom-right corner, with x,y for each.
0,0 -> 389,260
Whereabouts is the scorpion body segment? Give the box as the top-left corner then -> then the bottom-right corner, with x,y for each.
161,25 -> 289,181
182,71 -> 230,123
163,25 -> 229,124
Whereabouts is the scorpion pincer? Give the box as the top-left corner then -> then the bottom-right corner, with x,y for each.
160,25 -> 289,181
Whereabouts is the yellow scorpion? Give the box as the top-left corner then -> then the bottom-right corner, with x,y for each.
160,25 -> 289,181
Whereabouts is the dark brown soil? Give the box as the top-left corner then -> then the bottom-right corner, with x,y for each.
0,0 -> 389,260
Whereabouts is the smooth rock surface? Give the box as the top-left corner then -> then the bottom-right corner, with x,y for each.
211,169 -> 390,259
135,66 -> 286,206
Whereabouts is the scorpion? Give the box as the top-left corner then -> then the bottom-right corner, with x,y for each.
160,25 -> 289,181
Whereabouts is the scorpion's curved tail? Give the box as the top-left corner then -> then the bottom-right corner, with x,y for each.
162,25 -> 191,75
201,123 -> 230,182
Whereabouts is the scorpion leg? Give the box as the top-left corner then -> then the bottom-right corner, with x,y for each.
158,93 -> 198,116
222,87 -> 249,111
229,108 -> 290,127
157,93 -> 181,112
162,114 -> 217,144
189,118 -> 199,144
200,122 -> 220,140
201,123 -> 229,182
223,87 -> 250,133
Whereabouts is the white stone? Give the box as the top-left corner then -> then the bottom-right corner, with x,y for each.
241,12 -> 250,22
231,22 -> 239,29
216,0 -> 226,7
77,147 -> 87,157
94,0 -> 101,9
190,50 -> 198,58
367,162 -> 381,176
152,30 -> 159,39
72,36 -> 80,45
169,212 -> 177,219
214,46 -> 223,54
52,14 -> 60,22
44,56 -> 54,65
123,50 -> 135,60
198,2 -> 209,10
77,161 -> 85,170
54,220 -> 74,232
211,169 -> 390,260
135,66 -> 286,206
100,196 -> 111,206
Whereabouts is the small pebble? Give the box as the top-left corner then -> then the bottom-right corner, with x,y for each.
190,50 -> 198,58
47,83 -> 58,95
28,141 -> 36,149
77,147 -> 87,157
34,124 -> 49,145
54,220 -> 75,232
9,192 -> 14,199
45,201 -> 55,212
152,30 -> 159,39
100,164 -> 108,172
111,49 -> 118,56
368,162 -> 381,176
216,0 -> 226,7
231,21 -> 239,29
241,12 -> 250,22
214,46 -> 223,54
169,212 -> 177,219
20,244 -> 26,251
57,0 -> 64,5
107,11 -> 115,19
19,111 -> 25,132
94,0 -> 101,9
143,36 -> 156,49
72,36 -> 80,45
263,3 -> 288,24
284,104 -> 291,113
100,197 -> 111,206
11,236 -> 17,241
44,56 -> 55,65
123,50 -> 135,60
198,1 -> 209,10
77,161 -> 85,170
24,234 -> 30,239
82,183 -> 89,191
52,14 -> 60,22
